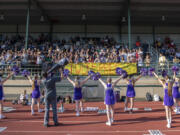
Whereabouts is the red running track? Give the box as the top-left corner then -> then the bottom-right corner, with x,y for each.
0,101 -> 180,135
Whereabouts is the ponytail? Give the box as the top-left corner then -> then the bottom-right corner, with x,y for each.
167,82 -> 172,97
32,81 -> 35,90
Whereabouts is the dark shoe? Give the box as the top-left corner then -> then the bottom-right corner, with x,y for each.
44,124 -> 49,127
129,109 -> 133,114
54,123 -> 60,126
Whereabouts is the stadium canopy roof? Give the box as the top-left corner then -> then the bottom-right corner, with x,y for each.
0,0 -> 180,25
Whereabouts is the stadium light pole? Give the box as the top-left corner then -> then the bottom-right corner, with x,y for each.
127,0 -> 131,49
25,0 -> 31,50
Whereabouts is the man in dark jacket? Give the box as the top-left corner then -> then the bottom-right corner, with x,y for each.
42,70 -> 63,127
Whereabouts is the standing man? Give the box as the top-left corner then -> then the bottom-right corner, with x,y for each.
42,69 -> 63,127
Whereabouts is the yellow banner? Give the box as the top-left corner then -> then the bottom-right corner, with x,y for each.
65,63 -> 137,75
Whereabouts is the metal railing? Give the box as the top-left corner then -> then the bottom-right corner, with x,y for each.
0,64 -> 42,76
139,62 -> 180,76
0,61 -> 179,77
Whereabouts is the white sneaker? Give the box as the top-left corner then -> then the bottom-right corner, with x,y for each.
106,121 -> 112,126
31,110 -> 35,115
124,107 -> 128,112
175,108 -> 180,114
111,118 -> 114,123
38,109 -> 43,113
167,123 -> 171,128
0,114 -> 6,119
76,112 -> 80,117
174,108 -> 177,113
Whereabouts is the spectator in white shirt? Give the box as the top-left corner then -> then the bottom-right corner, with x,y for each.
19,90 -> 29,105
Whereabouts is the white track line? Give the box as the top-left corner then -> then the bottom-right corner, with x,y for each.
5,130 -> 147,133
56,112 -> 166,115
0,127 -> 7,132
3,117 -> 176,123
60,113 -> 166,116
2,119 -> 172,123
4,130 -> 180,134
2,120 -> 141,123
19,120 -> 101,123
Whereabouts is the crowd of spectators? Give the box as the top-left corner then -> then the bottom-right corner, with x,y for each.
0,34 -> 148,69
1,34 -> 180,72
155,37 -> 180,61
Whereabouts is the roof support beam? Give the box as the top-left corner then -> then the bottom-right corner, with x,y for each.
31,0 -> 51,24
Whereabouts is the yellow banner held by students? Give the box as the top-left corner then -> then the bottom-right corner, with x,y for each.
65,63 -> 137,76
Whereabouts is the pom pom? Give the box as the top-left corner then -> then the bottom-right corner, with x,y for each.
63,69 -> 70,77
116,67 -> 128,78
149,68 -> 155,72
95,72 -> 101,80
161,69 -> 167,77
171,66 -> 179,73
140,68 -> 148,76
122,70 -> 128,79
148,68 -> 155,77
116,67 -> 123,75
88,71 -> 101,81
91,74 -> 99,81
11,65 -> 20,75
21,69 -> 30,77
88,70 -> 95,76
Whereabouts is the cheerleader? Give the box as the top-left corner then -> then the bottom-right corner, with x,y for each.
124,74 -> 142,113
99,76 -> 122,126
67,76 -> 91,116
0,72 -> 14,119
27,75 -> 43,115
173,72 -> 180,113
153,72 -> 174,128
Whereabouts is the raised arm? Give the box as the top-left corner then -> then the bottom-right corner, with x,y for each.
1,72 -> 14,84
153,72 -> 159,79
67,76 -> 75,86
112,76 -> 122,87
134,74 -> 142,83
80,76 -> 91,86
153,72 -> 165,87
173,72 -> 177,80
98,78 -> 106,88
27,76 -> 33,85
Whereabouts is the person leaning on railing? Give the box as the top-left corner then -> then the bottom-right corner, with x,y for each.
144,54 -> 151,68
159,53 -> 167,69
173,56 -> 180,66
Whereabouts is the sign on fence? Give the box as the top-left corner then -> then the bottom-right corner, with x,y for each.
65,63 -> 137,75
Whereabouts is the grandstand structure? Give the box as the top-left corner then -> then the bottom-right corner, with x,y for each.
1,0 -> 180,45
0,0 -> 180,100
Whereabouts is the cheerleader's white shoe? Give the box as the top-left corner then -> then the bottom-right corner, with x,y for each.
0,114 -> 6,119
124,107 -> 128,112
167,123 -> 171,128
76,112 -> 80,117
174,108 -> 177,113
106,121 -> 112,126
